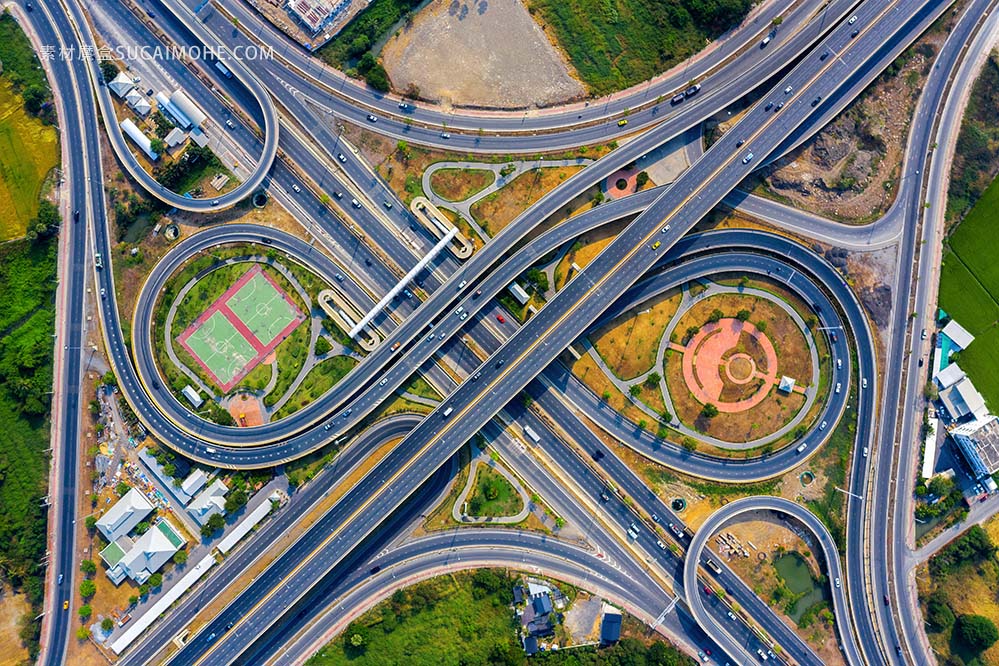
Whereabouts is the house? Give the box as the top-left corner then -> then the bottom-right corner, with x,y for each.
180,469 -> 208,502
512,585 -> 525,605
97,488 -> 153,542
108,71 -> 135,98
103,520 -> 185,585
188,479 -> 228,525
164,127 -> 187,149
941,320 -> 975,351
169,90 -> 207,128
940,377 -> 988,421
523,635 -> 539,656
508,282 -> 530,306
952,416 -> 999,479
934,363 -> 966,390
600,605 -> 623,644
124,89 -> 151,116
286,0 -> 351,34
532,593 -> 553,616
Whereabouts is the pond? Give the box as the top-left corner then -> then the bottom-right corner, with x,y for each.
774,552 -> 828,623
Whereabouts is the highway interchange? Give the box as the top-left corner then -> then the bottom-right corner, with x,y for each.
22,0 -> 999,663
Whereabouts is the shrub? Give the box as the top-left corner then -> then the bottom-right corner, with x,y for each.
79,579 -> 96,599
78,605 -> 92,621
955,614 -> 999,652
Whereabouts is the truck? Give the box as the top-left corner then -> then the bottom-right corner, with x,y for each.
523,425 -> 541,444
390,341 -> 401,352
215,61 -> 233,79
442,406 -> 454,417
705,558 -> 722,575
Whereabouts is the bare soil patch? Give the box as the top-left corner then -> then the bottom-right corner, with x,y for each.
470,166 -> 585,235
589,287 -> 682,380
0,586 -> 30,666
428,168 -> 494,201
380,0 -> 584,108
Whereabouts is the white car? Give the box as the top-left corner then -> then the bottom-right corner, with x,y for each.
337,153 -> 347,163
848,14 -> 858,24
225,119 -> 235,128
292,184 -> 301,193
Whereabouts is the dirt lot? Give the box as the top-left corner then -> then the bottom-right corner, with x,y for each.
740,17 -> 953,222
589,288 -> 682,380
429,168 -> 495,201
380,0 -> 584,108
470,166 -> 585,235
0,586 -> 30,666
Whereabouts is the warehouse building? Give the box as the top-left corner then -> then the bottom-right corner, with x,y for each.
119,118 -> 159,161
952,416 -> 999,479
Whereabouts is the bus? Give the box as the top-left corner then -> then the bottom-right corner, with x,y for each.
523,425 -> 541,444
215,61 -> 233,79
705,559 -> 722,575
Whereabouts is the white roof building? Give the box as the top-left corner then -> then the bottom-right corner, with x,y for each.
108,71 -> 135,98
169,89 -> 207,128
508,282 -> 530,306
120,118 -> 159,161
125,89 -> 151,115
952,416 -> 999,479
181,385 -> 203,408
940,377 -> 989,421
189,479 -> 228,525
96,488 -> 154,542
934,363 -> 966,390
941,320 -> 975,351
107,520 -> 186,585
180,469 -> 208,501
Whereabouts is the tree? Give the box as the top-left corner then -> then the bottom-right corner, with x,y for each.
100,60 -> 118,82
139,583 -> 150,596
224,488 -> 248,513
103,371 -> 118,386
79,579 -> 96,599
736,309 -> 751,321
101,617 -> 114,632
78,605 -> 92,621
148,573 -> 163,589
22,85 -> 46,115
150,138 -> 166,155
84,516 -> 97,531
702,403 -> 719,418
646,371 -> 662,387
926,592 -> 955,631
395,140 -> 411,160
955,614 -> 999,652
660,409 -> 673,423
684,325 -> 700,342
365,63 -> 390,92
629,384 -> 642,398
116,482 -> 130,497
928,475 -> 954,497
601,390 -> 612,401
174,550 -> 188,566
756,320 -> 768,333
128,595 -> 139,606
76,626 -> 91,641
201,512 -> 226,538
708,308 -> 724,323
135,521 -> 150,535
80,559 -> 97,576
636,171 -> 650,188
771,15 -> 784,26
682,437 -> 697,452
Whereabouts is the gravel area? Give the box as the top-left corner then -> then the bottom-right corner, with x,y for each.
380,0 -> 584,109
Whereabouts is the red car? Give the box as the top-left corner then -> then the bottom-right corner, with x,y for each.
496,315 -> 506,324
704,586 -> 713,596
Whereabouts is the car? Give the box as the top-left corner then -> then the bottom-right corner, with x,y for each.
835,382 -> 841,394
736,139 -> 744,147
837,358 -> 842,370
652,513 -> 660,523
884,594 -> 890,606
796,443 -> 807,454
761,36 -> 771,47
617,119 -> 628,127
848,14 -> 858,24
460,312 -> 468,320
775,102 -> 784,111
784,85 -> 793,94
94,253 -> 103,269
335,273 -> 345,281
383,201 -> 393,209
835,577 -> 841,588
399,102 -> 409,110
292,184 -> 301,193
351,198 -> 362,208
671,93 -> 685,105
366,114 -> 378,122
757,649 -> 769,661
211,199 -> 219,206
344,408 -> 352,416
820,420 -> 827,431
820,50 -> 830,60
440,132 -> 451,139
684,84 -> 701,97
651,241 -> 661,250
225,119 -> 235,129
765,101 -> 774,111
661,224 -> 671,233
600,492 -> 610,502
439,332 -> 446,339
863,446 -> 869,457
743,152 -> 755,164
100,288 -> 107,299
404,289 -> 414,298
698,651 -> 708,662
657,539 -> 667,550
473,372 -> 481,381
473,289 -> 482,298
58,574 -> 63,585
703,585 -> 712,596
921,328 -> 928,340
496,315 -> 506,324
591,449 -> 605,461
225,622 -> 234,631
152,380 -> 160,390
456,306 -> 465,315
495,359 -> 505,368
862,378 -> 868,389
812,96 -> 822,107
851,28 -> 859,37
74,209 -> 80,222
458,280 -> 467,288
831,332 -> 838,343
370,566 -> 381,574
337,153 -> 347,163
25,2 -> 32,10
334,190 -> 343,199
63,600 -> 69,610
324,422 -> 331,431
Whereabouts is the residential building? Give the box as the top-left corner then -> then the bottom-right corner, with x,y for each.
102,520 -> 185,585
108,71 -> 135,98
189,479 -> 229,525
180,469 -> 208,501
124,89 -> 151,115
96,488 -> 153,542
286,0 -> 351,35
934,362 -> 966,390
952,416 -> 999,479
940,377 -> 989,421
600,605 -> 623,644
164,127 -> 187,149
941,320 -> 975,351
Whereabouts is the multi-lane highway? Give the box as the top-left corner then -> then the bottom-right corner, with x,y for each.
30,0 -> 999,661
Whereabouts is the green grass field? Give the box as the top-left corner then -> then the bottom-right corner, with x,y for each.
525,0 -> 753,96
273,355 -> 358,420
0,79 -> 58,240
467,464 -> 523,518
183,311 -> 258,386
940,175 -> 999,410
225,271 -> 300,346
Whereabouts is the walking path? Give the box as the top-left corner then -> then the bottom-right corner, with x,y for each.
585,281 -> 820,450
451,443 -> 531,524
421,158 -> 593,240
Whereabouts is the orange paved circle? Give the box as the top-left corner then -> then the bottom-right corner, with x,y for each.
680,319 -> 778,413
603,168 -> 638,200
